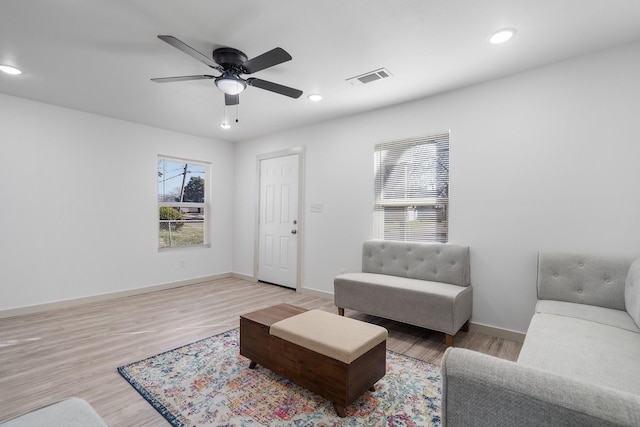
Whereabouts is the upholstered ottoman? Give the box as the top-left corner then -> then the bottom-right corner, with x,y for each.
240,305 -> 388,417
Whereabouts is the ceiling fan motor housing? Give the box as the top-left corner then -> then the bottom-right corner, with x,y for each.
213,47 -> 248,69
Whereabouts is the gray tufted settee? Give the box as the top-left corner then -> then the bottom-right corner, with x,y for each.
334,240 -> 472,346
441,251 -> 640,426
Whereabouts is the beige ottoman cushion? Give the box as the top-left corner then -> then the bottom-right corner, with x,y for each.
269,309 -> 388,363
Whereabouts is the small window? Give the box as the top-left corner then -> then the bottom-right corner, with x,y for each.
157,156 -> 210,249
374,132 -> 449,242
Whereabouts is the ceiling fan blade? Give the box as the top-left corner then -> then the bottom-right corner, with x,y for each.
242,48 -> 292,74
151,75 -> 215,83
225,94 -> 239,106
247,78 -> 303,98
157,35 -> 219,69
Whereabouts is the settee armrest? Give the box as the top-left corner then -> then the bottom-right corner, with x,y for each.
441,348 -> 640,427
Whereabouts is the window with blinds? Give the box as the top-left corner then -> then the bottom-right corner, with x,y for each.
374,131 -> 449,243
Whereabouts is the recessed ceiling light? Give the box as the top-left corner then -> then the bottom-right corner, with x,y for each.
220,122 -> 231,129
308,94 -> 323,102
0,65 -> 22,75
488,28 -> 516,44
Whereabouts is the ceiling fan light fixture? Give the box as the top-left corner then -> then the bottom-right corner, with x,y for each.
488,28 -> 516,44
220,122 -> 231,129
215,74 -> 246,95
307,94 -> 323,102
0,65 -> 22,75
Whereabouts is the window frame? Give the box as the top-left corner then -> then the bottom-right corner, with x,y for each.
157,155 -> 211,251
373,131 -> 450,243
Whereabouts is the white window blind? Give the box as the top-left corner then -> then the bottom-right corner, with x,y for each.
374,131 -> 449,243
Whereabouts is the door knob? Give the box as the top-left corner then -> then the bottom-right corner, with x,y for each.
291,229 -> 297,234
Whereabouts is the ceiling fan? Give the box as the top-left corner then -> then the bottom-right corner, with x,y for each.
151,35 -> 303,106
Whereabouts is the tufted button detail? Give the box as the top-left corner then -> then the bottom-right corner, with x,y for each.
578,289 -> 583,293
553,273 -> 558,277
605,278 -> 611,283
436,250 -> 441,255
578,262 -> 584,267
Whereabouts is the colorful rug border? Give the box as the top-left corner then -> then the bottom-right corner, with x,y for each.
116,331 -> 239,427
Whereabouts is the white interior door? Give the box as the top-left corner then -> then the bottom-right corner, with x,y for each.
258,154 -> 299,289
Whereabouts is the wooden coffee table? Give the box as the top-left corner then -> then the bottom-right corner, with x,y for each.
239,303 -> 307,369
239,303 -> 386,417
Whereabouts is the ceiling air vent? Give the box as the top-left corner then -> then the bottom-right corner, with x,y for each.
346,68 -> 393,86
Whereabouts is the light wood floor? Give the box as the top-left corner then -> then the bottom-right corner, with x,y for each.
0,278 -> 522,426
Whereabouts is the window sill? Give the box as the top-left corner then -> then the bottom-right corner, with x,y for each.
158,243 -> 211,252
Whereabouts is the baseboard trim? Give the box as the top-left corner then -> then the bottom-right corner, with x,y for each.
298,286 -> 333,300
231,272 -> 257,282
469,322 -> 526,343
0,273 -> 232,319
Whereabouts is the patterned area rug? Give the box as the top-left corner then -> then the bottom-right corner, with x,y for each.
117,328 -> 441,426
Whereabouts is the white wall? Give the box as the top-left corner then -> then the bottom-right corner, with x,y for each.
233,41 -> 640,333
0,94 -> 234,311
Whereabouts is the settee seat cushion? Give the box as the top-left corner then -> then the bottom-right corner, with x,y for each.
518,313 -> 640,395
334,272 -> 472,335
536,300 -> 640,333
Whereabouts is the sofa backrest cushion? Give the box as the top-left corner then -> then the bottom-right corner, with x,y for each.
361,240 -> 470,286
537,252 -> 634,310
625,259 -> 640,328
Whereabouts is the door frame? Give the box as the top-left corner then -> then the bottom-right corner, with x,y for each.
254,147 -> 305,291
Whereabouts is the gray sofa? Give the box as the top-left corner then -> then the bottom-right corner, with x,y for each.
442,252 -> 640,426
334,240 -> 472,346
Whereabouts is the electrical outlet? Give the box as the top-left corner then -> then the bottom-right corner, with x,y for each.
339,267 -> 347,274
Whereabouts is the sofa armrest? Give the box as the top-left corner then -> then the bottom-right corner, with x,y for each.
441,348 -> 640,427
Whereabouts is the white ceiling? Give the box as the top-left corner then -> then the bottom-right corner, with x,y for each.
1,1 -> 639,143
